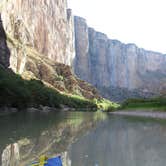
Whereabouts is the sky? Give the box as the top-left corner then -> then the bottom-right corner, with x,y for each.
68,0 -> 166,54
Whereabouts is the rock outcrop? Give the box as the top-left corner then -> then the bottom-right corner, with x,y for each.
1,0 -> 75,73
74,16 -> 166,100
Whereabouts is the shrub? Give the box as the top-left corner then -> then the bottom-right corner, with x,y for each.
0,67 -> 97,110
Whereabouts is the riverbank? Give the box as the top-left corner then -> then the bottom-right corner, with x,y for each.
120,97 -> 166,111
0,105 -> 99,116
110,110 -> 166,119
0,67 -> 119,112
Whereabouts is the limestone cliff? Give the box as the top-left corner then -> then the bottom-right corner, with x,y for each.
0,1 -> 100,101
1,0 -> 165,102
74,16 -> 166,100
1,0 -> 75,73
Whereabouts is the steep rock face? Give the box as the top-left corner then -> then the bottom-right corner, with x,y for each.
74,16 -> 166,99
1,0 -> 75,73
0,2 -> 100,100
74,16 -> 90,81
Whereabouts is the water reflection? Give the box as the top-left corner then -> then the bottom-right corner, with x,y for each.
2,112 -> 166,166
69,115 -> 166,166
2,143 -> 20,166
0,111 -> 107,166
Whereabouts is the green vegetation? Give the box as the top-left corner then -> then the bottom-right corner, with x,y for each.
0,67 -> 97,110
120,97 -> 166,111
94,98 -> 120,111
0,67 -> 119,111
56,75 -> 64,81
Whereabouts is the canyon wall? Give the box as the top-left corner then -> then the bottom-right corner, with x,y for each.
1,0 -> 166,101
0,0 -> 75,73
0,1 -> 101,100
74,16 -> 166,100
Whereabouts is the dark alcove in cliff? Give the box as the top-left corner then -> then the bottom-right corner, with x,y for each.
0,13 -> 10,68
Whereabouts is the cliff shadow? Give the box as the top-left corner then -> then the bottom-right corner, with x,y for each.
0,13 -> 10,68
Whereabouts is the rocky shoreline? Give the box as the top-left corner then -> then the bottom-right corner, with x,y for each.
110,111 -> 166,119
0,105 -> 97,116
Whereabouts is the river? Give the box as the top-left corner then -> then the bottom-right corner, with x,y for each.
0,111 -> 166,166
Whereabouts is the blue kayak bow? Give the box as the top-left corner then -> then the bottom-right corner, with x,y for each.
29,155 -> 62,166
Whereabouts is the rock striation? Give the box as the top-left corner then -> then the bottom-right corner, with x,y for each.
74,16 -> 166,100
1,0 -> 75,73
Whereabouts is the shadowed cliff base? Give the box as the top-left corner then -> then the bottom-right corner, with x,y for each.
0,66 -> 119,112
98,86 -> 156,102
0,66 -> 97,110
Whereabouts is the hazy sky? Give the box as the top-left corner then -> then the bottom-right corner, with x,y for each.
68,0 -> 166,54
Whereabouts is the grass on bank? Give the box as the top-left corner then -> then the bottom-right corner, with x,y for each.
120,97 -> 166,111
0,67 -> 97,110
